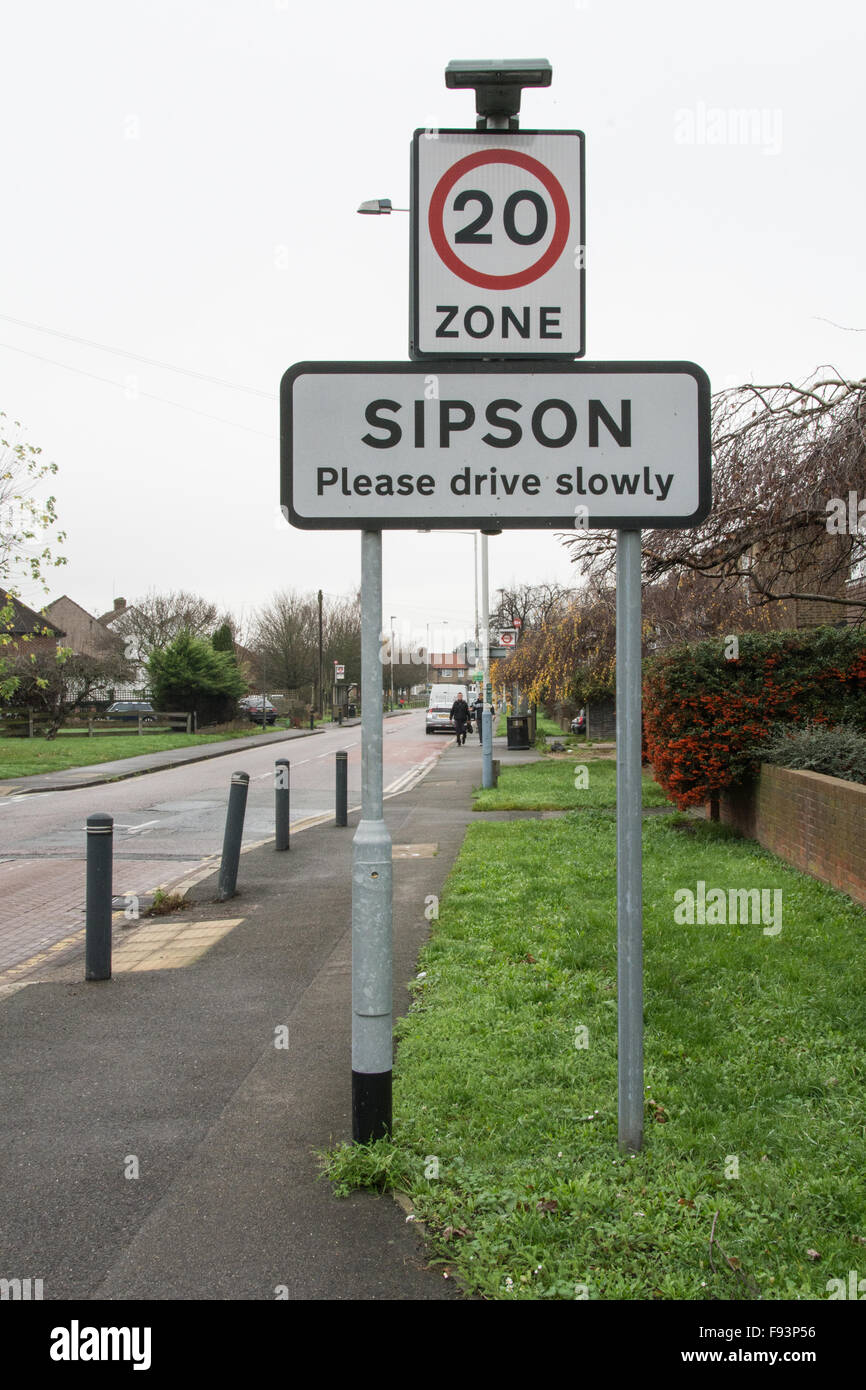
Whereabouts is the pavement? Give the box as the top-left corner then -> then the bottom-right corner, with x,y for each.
0,730 -> 540,1301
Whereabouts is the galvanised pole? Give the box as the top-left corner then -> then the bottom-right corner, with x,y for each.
480,532 -> 490,704
481,704 -> 494,789
473,532 -> 479,660
318,588 -> 324,717
616,527 -> 644,1152
351,529 -> 393,1141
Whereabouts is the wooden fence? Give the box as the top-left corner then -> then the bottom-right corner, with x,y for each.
1,710 -> 194,738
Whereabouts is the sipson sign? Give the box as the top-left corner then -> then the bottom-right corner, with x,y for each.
411,129 -> 585,359
281,361 -> 711,531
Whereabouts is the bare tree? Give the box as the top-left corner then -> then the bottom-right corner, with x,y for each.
252,590 -> 319,691
4,645 -> 135,737
492,581 -> 574,632
562,370 -> 866,622
112,589 -> 227,657
323,592 -> 361,688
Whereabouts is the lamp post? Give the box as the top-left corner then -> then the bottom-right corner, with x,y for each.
389,614 -> 396,711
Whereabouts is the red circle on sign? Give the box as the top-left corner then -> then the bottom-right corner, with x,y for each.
428,148 -> 570,291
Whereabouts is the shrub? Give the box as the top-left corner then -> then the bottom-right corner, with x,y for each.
757,721 -> 866,785
148,631 -> 246,726
643,626 -> 866,808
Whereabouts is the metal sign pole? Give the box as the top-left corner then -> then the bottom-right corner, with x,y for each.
616,527 -> 643,1152
480,532 -> 490,703
351,528 -> 393,1142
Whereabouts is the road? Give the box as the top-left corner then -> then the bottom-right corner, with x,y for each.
0,712 -> 452,976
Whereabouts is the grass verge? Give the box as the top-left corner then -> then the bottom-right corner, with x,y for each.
0,728 -> 279,779
474,755 -> 672,811
322,812 -> 866,1300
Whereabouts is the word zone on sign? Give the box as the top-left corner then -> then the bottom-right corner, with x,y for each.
281,364 -> 711,530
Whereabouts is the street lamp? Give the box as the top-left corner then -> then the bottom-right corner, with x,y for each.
356,198 -> 409,214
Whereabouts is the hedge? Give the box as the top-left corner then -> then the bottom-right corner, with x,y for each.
642,626 -> 866,808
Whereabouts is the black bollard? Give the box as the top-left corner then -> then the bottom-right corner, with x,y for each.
85,813 -> 113,980
217,771 -> 249,900
335,749 -> 348,826
275,758 -> 290,851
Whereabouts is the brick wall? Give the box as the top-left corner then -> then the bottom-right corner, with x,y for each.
719,764 -> 866,908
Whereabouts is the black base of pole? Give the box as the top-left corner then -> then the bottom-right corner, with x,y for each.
352,1070 -> 392,1143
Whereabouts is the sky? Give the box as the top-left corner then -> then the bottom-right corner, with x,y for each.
2,0 -> 863,654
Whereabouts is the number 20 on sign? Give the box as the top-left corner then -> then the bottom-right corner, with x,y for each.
411,128 -> 585,359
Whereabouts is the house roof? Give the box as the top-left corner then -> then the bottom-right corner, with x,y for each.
0,588 -> 65,638
98,601 -> 130,626
44,595 -> 124,651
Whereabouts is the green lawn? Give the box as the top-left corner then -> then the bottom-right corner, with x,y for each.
475,755 -> 671,811
324,809 -> 866,1300
0,729 -> 272,778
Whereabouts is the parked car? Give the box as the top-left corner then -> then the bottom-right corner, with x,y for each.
106,700 -> 156,723
570,709 -> 586,735
240,696 -> 277,725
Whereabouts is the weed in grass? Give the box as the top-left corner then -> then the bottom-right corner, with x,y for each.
318,1138 -> 416,1197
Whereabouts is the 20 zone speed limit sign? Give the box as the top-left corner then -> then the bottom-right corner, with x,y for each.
411,128 -> 585,359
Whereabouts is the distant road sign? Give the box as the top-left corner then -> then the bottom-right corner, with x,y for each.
498,630 -> 517,647
411,129 -> 584,359
281,360 -> 711,531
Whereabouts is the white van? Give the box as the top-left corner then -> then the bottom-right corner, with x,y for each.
426,684 -> 467,735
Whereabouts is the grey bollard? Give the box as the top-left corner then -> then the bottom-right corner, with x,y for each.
217,771 -> 249,901
335,749 -> 348,826
85,813 -> 113,980
482,705 -> 494,789
275,758 -> 290,851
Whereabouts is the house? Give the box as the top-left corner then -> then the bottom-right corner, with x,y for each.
0,588 -> 65,655
44,595 -> 125,661
428,652 -> 471,682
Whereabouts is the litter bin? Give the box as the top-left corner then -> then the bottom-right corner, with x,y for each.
506,715 -> 531,750
347,704 -> 356,718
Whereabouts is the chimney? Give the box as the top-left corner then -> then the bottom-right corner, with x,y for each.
114,597 -> 126,611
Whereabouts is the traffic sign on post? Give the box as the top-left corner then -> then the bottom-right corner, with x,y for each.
411,129 -> 585,359
281,360 -> 711,530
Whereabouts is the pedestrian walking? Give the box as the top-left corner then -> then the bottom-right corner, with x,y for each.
473,694 -> 484,743
450,693 -> 471,746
